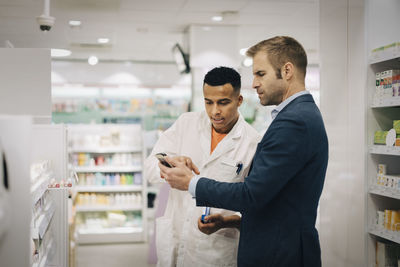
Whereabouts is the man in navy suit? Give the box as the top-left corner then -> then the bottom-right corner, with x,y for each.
159,36 -> 328,267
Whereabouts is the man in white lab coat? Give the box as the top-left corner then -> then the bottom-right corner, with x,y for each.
144,66 -> 261,267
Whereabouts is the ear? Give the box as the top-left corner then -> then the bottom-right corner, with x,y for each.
281,62 -> 294,81
237,94 -> 243,107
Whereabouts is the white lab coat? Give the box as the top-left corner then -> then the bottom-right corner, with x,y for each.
144,111 -> 261,267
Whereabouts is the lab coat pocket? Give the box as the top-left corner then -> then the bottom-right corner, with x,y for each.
216,157 -> 241,182
196,233 -> 239,267
155,217 -> 176,267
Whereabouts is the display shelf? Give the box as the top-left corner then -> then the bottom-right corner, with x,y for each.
366,42 -> 400,266
369,52 -> 400,65
76,227 -> 143,244
369,145 -> 400,156
368,225 -> 400,245
371,97 -> 400,108
75,205 -> 142,212
31,176 -> 50,207
73,166 -> 142,173
369,185 -> 400,200
75,185 -> 142,192
30,125 -> 69,267
31,203 -> 56,239
70,146 -> 142,153
68,124 -> 147,243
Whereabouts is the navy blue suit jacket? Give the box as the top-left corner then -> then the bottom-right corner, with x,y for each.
196,94 -> 328,267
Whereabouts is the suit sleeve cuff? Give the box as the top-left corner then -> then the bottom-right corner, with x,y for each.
188,174 -> 200,198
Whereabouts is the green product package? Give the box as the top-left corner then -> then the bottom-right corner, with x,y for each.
374,131 -> 388,144
393,120 -> 400,134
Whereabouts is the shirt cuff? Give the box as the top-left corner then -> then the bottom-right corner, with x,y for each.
188,174 -> 200,198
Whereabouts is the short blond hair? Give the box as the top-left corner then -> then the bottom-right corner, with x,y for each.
246,36 -> 307,79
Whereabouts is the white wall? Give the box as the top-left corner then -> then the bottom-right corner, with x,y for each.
51,60 -> 185,87
188,25 -> 240,111
319,0 -> 366,266
0,49 -> 51,118
366,0 -> 400,52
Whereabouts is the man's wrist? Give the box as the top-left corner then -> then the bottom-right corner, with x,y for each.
186,174 -> 194,190
188,174 -> 200,197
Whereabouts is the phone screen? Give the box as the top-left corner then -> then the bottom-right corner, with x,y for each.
155,153 -> 172,168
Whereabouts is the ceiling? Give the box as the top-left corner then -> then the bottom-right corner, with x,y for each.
0,0 -> 319,63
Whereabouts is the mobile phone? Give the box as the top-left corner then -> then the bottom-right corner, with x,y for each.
155,153 -> 172,168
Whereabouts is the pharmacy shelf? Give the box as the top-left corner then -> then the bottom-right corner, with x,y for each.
369,185 -> 400,200
76,227 -> 143,244
31,203 -> 56,239
368,225 -> 400,245
75,185 -> 142,192
70,146 -> 142,153
369,52 -> 400,65
31,176 -> 50,207
366,41 -> 400,267
68,124 -> 147,244
371,97 -> 400,108
73,166 -> 142,173
75,205 -> 142,212
369,145 -> 400,156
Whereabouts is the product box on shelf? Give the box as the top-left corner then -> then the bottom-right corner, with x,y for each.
373,120 -> 400,146
375,70 -> 400,99
374,131 -> 389,145
394,121 -> 400,135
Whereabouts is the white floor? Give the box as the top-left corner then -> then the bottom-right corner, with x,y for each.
76,243 -> 157,267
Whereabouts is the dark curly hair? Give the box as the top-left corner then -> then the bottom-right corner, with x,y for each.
203,66 -> 241,94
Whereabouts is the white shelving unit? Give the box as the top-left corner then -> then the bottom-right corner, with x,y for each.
69,146 -> 142,153
369,145 -> 400,156
369,185 -> 400,201
366,50 -> 400,265
30,124 -> 69,267
75,205 -> 142,212
75,185 -> 142,192
76,227 -> 144,244
73,166 -> 142,173
68,124 -> 147,244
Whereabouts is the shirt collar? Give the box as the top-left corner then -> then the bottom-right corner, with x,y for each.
271,90 -> 310,120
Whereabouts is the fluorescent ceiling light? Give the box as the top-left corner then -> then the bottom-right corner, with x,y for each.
69,20 -> 81,26
242,57 -> 253,67
212,16 -> 223,22
97,38 -> 109,44
51,49 -> 71,58
88,56 -> 98,66
239,48 -> 248,56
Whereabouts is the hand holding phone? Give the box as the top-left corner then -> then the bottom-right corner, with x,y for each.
155,153 -> 172,168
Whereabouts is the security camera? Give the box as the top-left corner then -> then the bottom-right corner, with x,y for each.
36,14 -> 55,32
36,0 -> 55,32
